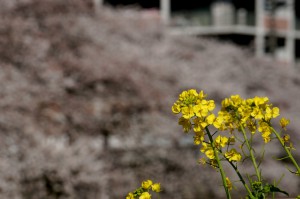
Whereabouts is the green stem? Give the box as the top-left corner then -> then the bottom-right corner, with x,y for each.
205,127 -> 232,199
227,160 -> 254,198
271,127 -> 300,175
240,125 -> 265,199
240,125 -> 262,182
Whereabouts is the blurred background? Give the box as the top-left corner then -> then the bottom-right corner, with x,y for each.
0,0 -> 300,198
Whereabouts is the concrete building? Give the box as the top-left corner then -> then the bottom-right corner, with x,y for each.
98,0 -> 300,66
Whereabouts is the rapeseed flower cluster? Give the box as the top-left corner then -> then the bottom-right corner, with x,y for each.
172,89 -> 242,163
172,90 -> 291,164
172,89 -> 218,144
219,95 -> 281,143
170,89 -> 299,199
126,180 -> 161,199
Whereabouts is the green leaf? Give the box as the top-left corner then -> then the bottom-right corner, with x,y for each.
268,185 -> 289,196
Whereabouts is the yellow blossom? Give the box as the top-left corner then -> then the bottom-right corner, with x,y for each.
253,96 -> 268,106
221,98 -> 231,108
225,149 -> 242,162
201,142 -> 215,159
280,117 -> 290,130
179,89 -> 198,106
205,149 -> 215,160
193,117 -> 207,132
215,135 -> 228,149
206,114 -> 216,125
139,192 -> 151,199
246,98 -> 254,106
151,183 -> 161,193
246,119 -> 257,134
238,105 -> 252,120
258,122 -> 272,143
178,117 -> 192,133
142,180 -> 153,189
262,132 -> 271,143
230,95 -> 242,106
251,107 -> 264,120
213,115 -> 224,129
193,131 -> 204,145
193,103 -> 209,117
171,103 -> 181,114
207,100 -> 216,111
226,177 -> 233,191
200,142 -> 209,153
282,134 -> 290,143
126,192 -> 135,199
265,106 -> 280,120
181,105 -> 195,119
198,90 -> 207,100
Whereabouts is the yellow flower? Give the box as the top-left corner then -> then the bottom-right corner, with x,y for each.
280,117 -> 290,130
221,98 -> 231,108
206,113 -> 216,125
178,117 -> 192,133
193,117 -> 207,132
181,105 -> 195,119
188,89 -> 198,96
171,103 -> 181,114
193,131 -> 204,145
179,89 -> 198,106
198,90 -> 207,100
213,115 -> 224,129
207,100 -> 216,111
253,96 -> 268,106
225,149 -> 242,162
262,132 -> 271,143
251,107 -> 264,120
126,192 -> 135,199
226,177 -> 233,191
142,180 -> 153,189
193,104 -> 209,117
151,183 -> 161,193
282,134 -> 290,143
246,119 -> 257,134
215,135 -> 228,148
201,143 -> 215,159
265,106 -> 280,120
139,192 -> 151,199
205,149 -> 215,160
230,95 -> 242,106
246,98 -> 254,106
238,105 -> 251,119
258,122 -> 272,143
272,107 -> 280,118
200,142 -> 209,153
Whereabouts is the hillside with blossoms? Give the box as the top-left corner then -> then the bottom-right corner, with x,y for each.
0,0 -> 300,198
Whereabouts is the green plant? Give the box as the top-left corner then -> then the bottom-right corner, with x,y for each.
171,89 -> 300,199
126,89 -> 300,199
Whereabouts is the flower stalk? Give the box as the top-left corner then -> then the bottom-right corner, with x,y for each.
271,127 -> 300,175
240,125 -> 262,182
206,127 -> 231,199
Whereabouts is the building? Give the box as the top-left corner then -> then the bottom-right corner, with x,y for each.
99,0 -> 300,66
